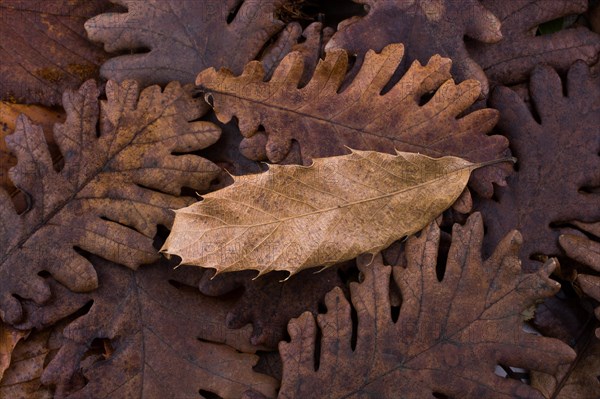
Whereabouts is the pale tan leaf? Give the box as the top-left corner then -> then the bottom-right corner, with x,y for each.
162,150 -> 511,277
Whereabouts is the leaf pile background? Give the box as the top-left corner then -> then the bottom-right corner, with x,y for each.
0,0 -> 599,398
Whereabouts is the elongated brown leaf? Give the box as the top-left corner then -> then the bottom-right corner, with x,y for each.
162,149 -> 511,277
0,79 -> 221,325
197,43 -> 511,197
277,213 -> 575,398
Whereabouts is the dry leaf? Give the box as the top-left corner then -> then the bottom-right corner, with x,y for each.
0,0 -> 112,105
323,0 -> 502,96
0,327 -> 56,399
0,322 -> 28,381
40,256 -> 277,399
0,79 -> 221,325
0,102 -> 65,212
475,62 -> 600,271
163,149 -> 511,277
197,43 -> 511,197
85,0 -> 297,86
277,213 -> 576,398
469,0 -> 600,86
198,261 -> 353,348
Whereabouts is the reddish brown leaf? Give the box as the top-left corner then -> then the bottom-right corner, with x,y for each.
325,0 -> 502,96
197,43 -> 511,197
40,256 -> 277,399
470,0 -> 600,86
198,261 -> 353,349
85,0 -> 299,86
0,0 -> 112,106
0,79 -> 221,325
277,213 -> 575,398
0,327 -> 56,399
475,62 -> 600,271
0,322 -> 28,381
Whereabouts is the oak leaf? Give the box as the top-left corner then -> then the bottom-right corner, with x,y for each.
469,0 -> 600,86
475,62 -> 600,271
0,322 -> 28,381
323,0 -> 502,96
197,43 -> 511,197
0,79 -> 221,324
278,213 -> 576,399
0,0 -> 112,106
162,149 -> 509,277
85,0 -> 299,86
198,261 -> 353,348
40,256 -> 277,399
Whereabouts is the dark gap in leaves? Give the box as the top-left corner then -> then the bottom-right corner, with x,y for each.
390,305 -> 400,323
436,231 -> 452,281
37,270 -> 51,278
317,300 -> 327,314
70,299 -> 95,320
153,224 -> 170,249
418,91 -> 436,107
199,389 -> 223,399
304,0 -> 367,29
167,279 -> 203,296
226,0 -> 244,24
579,185 -> 600,194
313,321 -> 322,371
336,260 -> 359,285
432,392 -> 450,399
529,252 -> 549,263
89,337 -> 114,359
528,97 -> 543,125
350,301 -> 358,351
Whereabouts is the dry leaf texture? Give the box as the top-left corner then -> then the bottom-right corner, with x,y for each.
197,43 -> 510,197
470,0 -> 600,86
85,0 -> 295,86
475,62 -> 600,271
278,213 -> 576,398
40,257 -> 277,399
0,79 -> 221,325
324,0 -> 503,96
0,0 -> 111,106
163,149 -> 505,277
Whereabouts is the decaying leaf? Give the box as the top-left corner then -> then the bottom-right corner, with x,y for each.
198,261 -> 353,348
277,213 -> 575,398
323,0 -> 502,96
40,256 -> 277,399
0,322 -> 28,381
0,79 -> 221,325
85,0 -> 297,86
0,327 -> 55,399
475,62 -> 600,271
163,149 -> 511,277
0,102 -> 65,212
469,0 -> 600,86
197,43 -> 511,197
0,0 -> 111,106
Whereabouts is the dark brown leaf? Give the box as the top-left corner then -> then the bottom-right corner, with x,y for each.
197,43 -> 511,197
475,62 -> 600,271
325,0 -> 503,96
0,79 -> 220,325
85,0 -> 299,86
39,256 -> 277,398
470,0 -> 600,86
198,261 -> 353,349
0,0 -> 112,105
278,213 -> 575,398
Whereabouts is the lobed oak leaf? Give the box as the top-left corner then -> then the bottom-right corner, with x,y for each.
469,0 -> 600,86
85,0 -> 300,86
475,62 -> 600,272
0,0 -> 112,106
40,256 -> 277,399
278,213 -> 575,399
197,43 -> 511,197
0,322 -> 28,381
198,261 -> 353,349
0,79 -> 221,325
323,0 -> 503,96
162,149 -> 511,277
